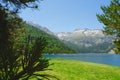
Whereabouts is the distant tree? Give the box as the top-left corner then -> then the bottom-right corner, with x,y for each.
97,0 -> 120,53
0,7 -> 58,80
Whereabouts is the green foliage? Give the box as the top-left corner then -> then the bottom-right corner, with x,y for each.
25,25 -> 76,53
0,7 -> 57,80
13,36 -> 52,80
0,7 -> 24,80
97,0 -> 120,53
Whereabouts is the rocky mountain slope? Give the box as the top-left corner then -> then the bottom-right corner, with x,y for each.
55,29 -> 114,53
26,21 -> 55,35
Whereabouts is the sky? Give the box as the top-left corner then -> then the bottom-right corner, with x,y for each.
19,0 -> 110,32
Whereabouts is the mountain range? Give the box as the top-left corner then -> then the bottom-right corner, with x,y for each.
56,29 -> 114,53
27,22 -> 114,53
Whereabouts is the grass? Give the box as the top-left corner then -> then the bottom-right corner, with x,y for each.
32,58 -> 120,80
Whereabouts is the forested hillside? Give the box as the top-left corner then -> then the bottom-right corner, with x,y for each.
25,24 -> 75,53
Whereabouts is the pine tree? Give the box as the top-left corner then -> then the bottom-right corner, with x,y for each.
0,7 -> 58,80
0,1 -> 59,79
97,0 -> 120,53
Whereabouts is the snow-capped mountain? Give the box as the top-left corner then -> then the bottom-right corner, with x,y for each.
25,21 -> 114,53
56,29 -> 110,42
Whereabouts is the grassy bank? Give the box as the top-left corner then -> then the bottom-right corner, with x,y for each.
33,58 -> 120,80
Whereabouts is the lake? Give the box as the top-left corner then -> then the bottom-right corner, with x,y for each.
44,53 -> 120,66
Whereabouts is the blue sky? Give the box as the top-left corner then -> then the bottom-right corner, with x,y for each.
19,0 -> 110,32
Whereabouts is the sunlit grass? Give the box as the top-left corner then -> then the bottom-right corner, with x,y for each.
32,58 -> 120,80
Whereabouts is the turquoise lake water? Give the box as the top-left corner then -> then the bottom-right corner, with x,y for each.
44,53 -> 120,66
